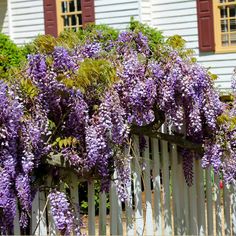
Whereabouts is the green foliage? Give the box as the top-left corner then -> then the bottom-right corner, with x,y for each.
79,181 -> 110,214
52,136 -> 79,149
24,24 -> 119,54
19,78 -> 38,99
0,33 -> 26,79
23,34 -> 57,54
129,17 -> 164,51
217,112 -> 236,131
75,58 -> 117,91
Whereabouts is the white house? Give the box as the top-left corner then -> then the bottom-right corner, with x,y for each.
0,0 -> 235,90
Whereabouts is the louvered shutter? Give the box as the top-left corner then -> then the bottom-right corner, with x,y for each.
196,0 -> 215,52
43,0 -> 58,37
81,0 -> 95,27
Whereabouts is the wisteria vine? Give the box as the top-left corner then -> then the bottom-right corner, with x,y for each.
0,25 -> 231,235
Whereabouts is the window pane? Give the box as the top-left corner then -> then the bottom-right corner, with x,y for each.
77,0 -> 81,11
231,33 -> 236,45
69,0 -> 75,12
63,16 -> 70,26
230,19 -> 236,31
230,5 -> 236,17
220,7 -> 228,18
71,15 -> 77,26
222,34 -> 229,46
78,14 -> 82,25
221,19 -> 228,32
61,1 -> 68,13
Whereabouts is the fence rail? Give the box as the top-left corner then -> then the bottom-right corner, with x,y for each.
17,135 -> 236,235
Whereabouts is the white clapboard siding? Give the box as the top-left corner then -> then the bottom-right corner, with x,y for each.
10,0 -> 44,45
94,0 -> 139,30
149,0 -> 236,90
0,0 -> 9,35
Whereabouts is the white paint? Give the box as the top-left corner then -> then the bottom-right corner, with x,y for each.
88,181 -> 95,235
196,160 -> 206,235
160,127 -> 172,235
143,136 -> 153,235
109,180 -> 118,235
132,135 -> 144,236
99,192 -> 107,235
223,185 -> 231,236
206,168 -> 214,236
0,0 -> 9,35
94,0 -> 139,30
148,0 -> 236,90
6,0 -> 45,44
214,174 -> 223,236
151,138 -> 162,236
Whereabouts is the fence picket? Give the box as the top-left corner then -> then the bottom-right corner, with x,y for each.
196,159 -> 206,235
31,191 -> 47,235
206,168 -> 214,236
125,180 -> 134,236
117,194 -> 123,235
13,206 -> 20,235
188,159 -> 198,235
125,146 -> 134,236
48,205 -> 56,236
88,181 -> 95,236
70,177 -> 79,236
171,144 -> 183,235
214,174 -> 223,236
151,138 -> 162,236
223,185 -> 231,236
132,135 -> 144,236
110,180 -> 118,235
99,192 -> 107,236
161,135 -> 172,235
231,183 -> 236,236
182,165 -> 190,234
19,132 -> 236,235
143,136 -> 154,235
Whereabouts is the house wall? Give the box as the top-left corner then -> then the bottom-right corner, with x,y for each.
10,0 -> 45,45
94,0 -> 140,30
0,0 -> 9,35
149,0 -> 236,91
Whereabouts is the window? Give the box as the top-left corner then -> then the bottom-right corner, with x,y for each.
213,0 -> 236,52
57,0 -> 83,33
43,0 -> 95,37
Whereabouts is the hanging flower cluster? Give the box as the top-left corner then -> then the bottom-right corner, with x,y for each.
0,25 -> 225,234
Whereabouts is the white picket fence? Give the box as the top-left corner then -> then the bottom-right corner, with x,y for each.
14,135 -> 236,235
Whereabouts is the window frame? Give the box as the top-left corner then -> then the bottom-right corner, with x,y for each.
213,0 -> 236,53
56,0 -> 83,34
